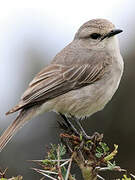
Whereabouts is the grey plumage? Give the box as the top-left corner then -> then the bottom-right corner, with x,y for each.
0,19 -> 124,151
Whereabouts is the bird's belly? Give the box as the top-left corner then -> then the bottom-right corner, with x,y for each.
40,72 -> 122,119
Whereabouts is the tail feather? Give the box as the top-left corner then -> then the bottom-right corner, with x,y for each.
0,108 -> 37,152
6,103 -> 25,115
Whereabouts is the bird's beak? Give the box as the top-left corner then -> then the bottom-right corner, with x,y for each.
101,29 -> 123,41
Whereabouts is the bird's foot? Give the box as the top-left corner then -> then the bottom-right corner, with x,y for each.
84,132 -> 103,143
59,113 -> 103,143
76,119 -> 103,142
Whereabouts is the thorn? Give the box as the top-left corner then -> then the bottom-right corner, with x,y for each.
31,168 -> 57,180
130,173 -> 135,178
97,174 -> 105,180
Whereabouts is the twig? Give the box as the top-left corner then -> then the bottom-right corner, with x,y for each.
60,159 -> 70,167
57,145 -> 64,180
40,177 -> 45,180
0,167 -> 8,178
97,175 -> 105,180
8,176 -> 23,180
32,169 -> 58,175
65,154 -> 73,180
96,166 -> 126,172
130,173 -> 135,178
28,159 -> 69,162
32,168 -> 57,180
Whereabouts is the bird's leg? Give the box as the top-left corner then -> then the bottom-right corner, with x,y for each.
59,113 -> 80,136
60,113 -> 96,140
59,113 -> 103,142
75,119 -> 92,140
76,119 -> 103,141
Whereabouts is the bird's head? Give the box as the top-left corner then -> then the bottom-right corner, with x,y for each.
74,19 -> 123,50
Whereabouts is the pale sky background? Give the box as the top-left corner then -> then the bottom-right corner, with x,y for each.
0,0 -> 135,179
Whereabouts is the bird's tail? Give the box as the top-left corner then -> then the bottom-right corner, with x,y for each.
0,107 -> 38,152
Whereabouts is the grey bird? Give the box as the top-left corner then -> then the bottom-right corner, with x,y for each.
0,18 -> 123,151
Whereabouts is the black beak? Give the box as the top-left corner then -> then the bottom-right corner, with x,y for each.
101,29 -> 123,41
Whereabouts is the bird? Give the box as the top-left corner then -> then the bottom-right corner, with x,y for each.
0,18 -> 124,152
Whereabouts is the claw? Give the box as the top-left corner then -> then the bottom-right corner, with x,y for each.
76,120 -> 103,142
59,113 -> 103,143
90,132 -> 103,142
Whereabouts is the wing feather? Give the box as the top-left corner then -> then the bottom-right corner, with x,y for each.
22,62 -> 106,104
6,61 -> 109,114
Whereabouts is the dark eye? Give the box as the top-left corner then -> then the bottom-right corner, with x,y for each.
90,33 -> 101,39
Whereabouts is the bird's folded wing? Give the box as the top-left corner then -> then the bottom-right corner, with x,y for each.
6,62 -> 108,114
21,63 -> 106,103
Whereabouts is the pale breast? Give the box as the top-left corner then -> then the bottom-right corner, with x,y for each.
40,52 -> 123,119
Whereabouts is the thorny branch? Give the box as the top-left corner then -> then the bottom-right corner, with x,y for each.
29,117 -> 134,180
0,117 -> 134,180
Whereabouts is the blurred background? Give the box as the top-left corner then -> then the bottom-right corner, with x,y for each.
0,0 -> 135,179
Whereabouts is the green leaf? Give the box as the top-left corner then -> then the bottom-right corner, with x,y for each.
59,144 -> 66,157
100,142 -> 109,153
122,174 -> 131,180
61,166 -> 67,179
107,161 -> 116,170
96,146 -> 103,153
104,144 -> 118,162
42,159 -> 56,165
95,152 -> 103,158
96,144 -> 104,158
80,133 -> 83,141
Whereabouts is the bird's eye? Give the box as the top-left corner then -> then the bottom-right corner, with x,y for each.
90,33 -> 101,39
